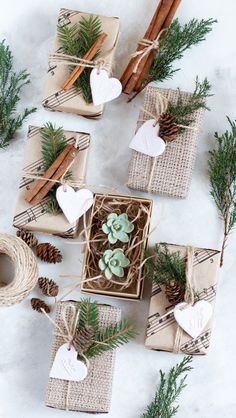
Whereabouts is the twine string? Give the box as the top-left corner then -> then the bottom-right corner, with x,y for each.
131,29 -> 166,73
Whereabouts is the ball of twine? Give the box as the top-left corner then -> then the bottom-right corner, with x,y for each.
0,233 -> 38,306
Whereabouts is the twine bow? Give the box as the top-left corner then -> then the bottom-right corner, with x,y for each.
131,29 -> 166,73
49,52 -> 112,73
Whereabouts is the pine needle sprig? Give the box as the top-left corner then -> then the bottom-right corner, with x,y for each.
0,40 -> 36,148
208,117 -> 236,266
141,356 -> 193,418
58,16 -> 102,103
77,298 -> 100,332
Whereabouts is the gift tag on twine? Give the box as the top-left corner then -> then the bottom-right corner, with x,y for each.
90,69 -> 122,106
174,300 -> 213,339
56,186 -> 94,224
50,343 -> 88,382
129,119 -> 166,157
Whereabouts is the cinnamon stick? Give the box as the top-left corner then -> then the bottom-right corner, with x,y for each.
63,32 -> 108,91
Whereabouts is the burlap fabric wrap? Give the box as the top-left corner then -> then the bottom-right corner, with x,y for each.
46,301 -> 121,413
13,125 -> 90,238
127,86 -> 205,198
145,244 -> 220,355
42,8 -> 120,118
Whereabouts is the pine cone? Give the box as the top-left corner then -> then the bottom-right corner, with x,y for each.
31,298 -> 50,314
16,229 -> 38,247
165,280 -> 185,305
159,113 -> 179,143
36,243 -> 62,264
38,277 -> 59,297
73,325 -> 95,353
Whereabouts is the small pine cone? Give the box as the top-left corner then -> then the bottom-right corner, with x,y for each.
73,325 -> 95,353
38,277 -> 59,297
31,298 -> 50,314
36,243 -> 62,264
165,280 -> 185,305
16,229 -> 38,247
159,113 -> 179,143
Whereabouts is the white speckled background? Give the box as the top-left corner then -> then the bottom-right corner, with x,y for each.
0,1 -> 236,417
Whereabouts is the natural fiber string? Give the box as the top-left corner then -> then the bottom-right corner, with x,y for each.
131,29 -> 166,73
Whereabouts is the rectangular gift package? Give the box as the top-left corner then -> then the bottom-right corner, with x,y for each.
42,8 -> 120,118
13,125 -> 90,238
46,301 -> 121,413
127,86 -> 206,198
81,193 -> 153,300
145,244 -> 220,355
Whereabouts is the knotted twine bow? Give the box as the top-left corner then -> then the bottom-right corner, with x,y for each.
131,29 -> 166,73
49,52 -> 112,74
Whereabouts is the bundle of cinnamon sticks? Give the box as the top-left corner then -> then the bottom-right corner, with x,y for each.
120,0 -> 181,96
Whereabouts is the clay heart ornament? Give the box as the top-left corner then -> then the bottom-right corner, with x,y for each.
90,68 -> 122,106
129,119 -> 166,157
174,300 -> 213,339
50,344 -> 88,382
56,186 -> 94,224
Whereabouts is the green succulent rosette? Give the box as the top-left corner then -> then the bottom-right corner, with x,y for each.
98,249 -> 130,280
102,213 -> 134,244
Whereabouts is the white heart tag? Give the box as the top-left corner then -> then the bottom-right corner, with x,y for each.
50,344 -> 88,382
90,68 -> 122,106
174,300 -> 213,339
56,186 -> 94,224
129,120 -> 166,157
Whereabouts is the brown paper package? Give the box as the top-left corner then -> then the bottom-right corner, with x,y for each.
13,125 -> 90,238
45,301 -> 121,413
145,244 -> 220,355
127,86 -> 206,198
42,8 -> 120,118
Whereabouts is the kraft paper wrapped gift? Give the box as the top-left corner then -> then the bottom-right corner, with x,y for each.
145,244 -> 220,355
42,8 -> 120,118
13,125 -> 90,238
127,86 -> 206,198
45,301 -> 121,413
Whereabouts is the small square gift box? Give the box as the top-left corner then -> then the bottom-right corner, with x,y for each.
45,300 -> 136,413
127,84 -> 207,198
13,125 -> 90,238
81,193 -> 153,300
42,8 -> 120,118
145,244 -> 220,355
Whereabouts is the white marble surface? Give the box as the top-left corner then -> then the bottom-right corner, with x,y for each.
0,0 -> 236,417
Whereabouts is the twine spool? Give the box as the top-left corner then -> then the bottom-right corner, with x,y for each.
0,233 -> 38,306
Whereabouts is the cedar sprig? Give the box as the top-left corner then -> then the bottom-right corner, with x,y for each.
58,16 -> 102,103
0,40 -> 36,149
141,356 -> 193,418
167,77 -> 212,127
208,117 -> 236,267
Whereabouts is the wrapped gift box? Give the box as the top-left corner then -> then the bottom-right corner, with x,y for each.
42,8 -> 120,118
13,125 -> 90,238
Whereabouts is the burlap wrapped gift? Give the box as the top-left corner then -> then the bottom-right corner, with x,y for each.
46,301 -> 121,413
42,8 -> 120,118
127,86 -> 206,198
13,125 -> 90,238
145,244 -> 220,355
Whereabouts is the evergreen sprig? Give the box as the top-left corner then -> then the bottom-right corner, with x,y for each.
0,40 -> 36,149
208,117 -> 236,266
141,356 -> 193,418
58,16 -> 102,103
145,243 -> 186,290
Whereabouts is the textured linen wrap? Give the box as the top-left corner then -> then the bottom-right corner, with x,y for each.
46,301 -> 121,413
127,86 -> 206,198
42,8 -> 120,118
145,244 -> 220,355
13,125 -> 90,238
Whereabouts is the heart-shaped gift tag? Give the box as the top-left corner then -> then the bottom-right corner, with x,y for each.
56,186 -> 94,224
129,119 -> 166,157
50,343 -> 88,382
174,300 -> 213,339
90,68 -> 122,106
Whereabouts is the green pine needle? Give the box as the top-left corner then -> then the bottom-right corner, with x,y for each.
0,40 -> 36,149
77,298 -> 100,332
141,356 -> 193,418
41,122 -> 68,170
58,16 -> 102,103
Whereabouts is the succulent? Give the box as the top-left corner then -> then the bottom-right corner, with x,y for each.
98,249 -> 130,280
102,213 -> 134,244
